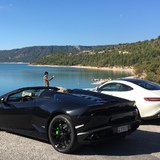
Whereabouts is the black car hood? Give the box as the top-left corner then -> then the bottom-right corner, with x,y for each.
69,89 -> 133,104
67,89 -> 135,107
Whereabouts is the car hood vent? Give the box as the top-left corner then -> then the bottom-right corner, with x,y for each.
70,89 -> 121,103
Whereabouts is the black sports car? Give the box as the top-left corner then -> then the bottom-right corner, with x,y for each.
0,86 -> 140,153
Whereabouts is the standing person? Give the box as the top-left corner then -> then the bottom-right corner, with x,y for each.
43,71 -> 55,87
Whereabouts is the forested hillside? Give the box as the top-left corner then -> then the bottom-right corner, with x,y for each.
1,36 -> 160,83
0,45 -> 106,62
32,36 -> 160,83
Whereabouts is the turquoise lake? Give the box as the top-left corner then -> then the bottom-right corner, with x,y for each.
0,63 -> 132,95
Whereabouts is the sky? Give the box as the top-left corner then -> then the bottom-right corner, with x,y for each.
0,0 -> 160,50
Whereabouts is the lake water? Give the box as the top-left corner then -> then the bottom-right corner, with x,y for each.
0,63 -> 132,95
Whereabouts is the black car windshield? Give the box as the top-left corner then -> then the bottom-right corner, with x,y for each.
122,79 -> 160,90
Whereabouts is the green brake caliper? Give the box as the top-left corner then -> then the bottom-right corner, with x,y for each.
56,127 -> 59,135
56,123 -> 62,135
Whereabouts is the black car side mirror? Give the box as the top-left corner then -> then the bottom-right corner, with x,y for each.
0,97 -> 5,102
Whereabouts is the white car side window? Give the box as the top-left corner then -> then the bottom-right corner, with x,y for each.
99,83 -> 133,92
119,84 -> 133,91
100,83 -> 120,91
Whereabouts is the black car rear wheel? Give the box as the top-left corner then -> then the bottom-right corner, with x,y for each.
48,114 -> 78,153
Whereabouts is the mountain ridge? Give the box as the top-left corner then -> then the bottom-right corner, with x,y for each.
0,45 -> 108,62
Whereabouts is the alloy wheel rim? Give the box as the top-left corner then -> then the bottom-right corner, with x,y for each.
51,119 -> 72,150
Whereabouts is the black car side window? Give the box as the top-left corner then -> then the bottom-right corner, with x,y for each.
7,92 -> 23,102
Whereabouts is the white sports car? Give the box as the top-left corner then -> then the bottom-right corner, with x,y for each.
90,78 -> 160,120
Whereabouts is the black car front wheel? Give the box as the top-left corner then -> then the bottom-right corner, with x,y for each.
48,114 -> 79,153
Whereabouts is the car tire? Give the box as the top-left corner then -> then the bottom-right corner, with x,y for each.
48,114 -> 79,153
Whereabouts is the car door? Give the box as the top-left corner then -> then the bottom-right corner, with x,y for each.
0,91 -> 35,131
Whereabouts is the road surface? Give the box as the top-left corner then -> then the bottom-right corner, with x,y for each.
0,120 -> 159,160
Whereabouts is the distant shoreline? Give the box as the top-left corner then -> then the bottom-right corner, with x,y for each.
31,64 -> 134,74
0,62 -> 134,74
70,65 -> 134,73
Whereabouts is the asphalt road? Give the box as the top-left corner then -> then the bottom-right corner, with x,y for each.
0,120 -> 160,160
